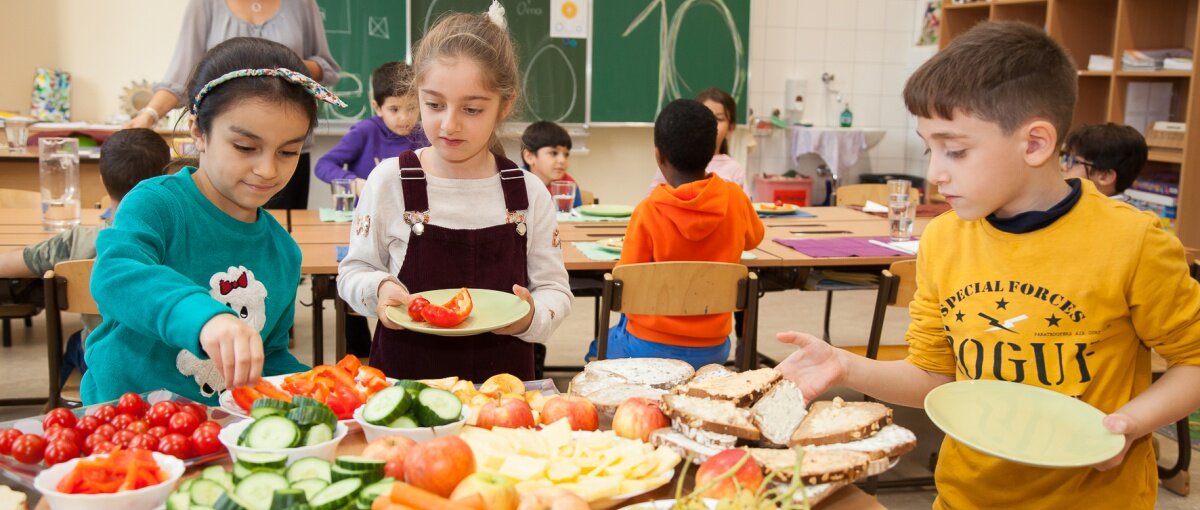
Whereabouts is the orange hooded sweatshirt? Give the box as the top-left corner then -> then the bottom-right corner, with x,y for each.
619,174 -> 765,347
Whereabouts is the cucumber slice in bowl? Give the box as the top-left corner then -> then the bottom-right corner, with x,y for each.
361,387 -> 412,425
220,419 -> 349,467
413,388 -> 463,427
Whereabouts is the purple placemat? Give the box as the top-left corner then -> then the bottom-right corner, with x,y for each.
774,236 -> 918,257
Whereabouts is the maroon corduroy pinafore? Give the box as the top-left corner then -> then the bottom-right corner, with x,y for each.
369,150 -> 535,381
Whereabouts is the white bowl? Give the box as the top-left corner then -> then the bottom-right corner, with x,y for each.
218,419 -> 348,465
34,452 -> 185,510
353,406 -> 469,443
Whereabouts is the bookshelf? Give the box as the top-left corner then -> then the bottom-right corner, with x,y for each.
940,0 -> 1200,247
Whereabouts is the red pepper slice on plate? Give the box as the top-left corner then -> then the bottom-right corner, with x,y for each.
336,354 -> 363,375
254,379 -> 292,402
408,297 -> 431,322
231,387 -> 262,412
420,288 -> 473,328
325,386 -> 362,420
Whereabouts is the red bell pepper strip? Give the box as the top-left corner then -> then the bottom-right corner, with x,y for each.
231,387 -> 262,412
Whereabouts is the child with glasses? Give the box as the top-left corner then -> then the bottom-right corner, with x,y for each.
1060,123 -> 1147,198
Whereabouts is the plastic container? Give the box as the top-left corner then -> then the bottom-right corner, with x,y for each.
753,174 -> 813,206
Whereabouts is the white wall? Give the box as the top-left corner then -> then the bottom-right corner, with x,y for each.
0,0 -> 938,208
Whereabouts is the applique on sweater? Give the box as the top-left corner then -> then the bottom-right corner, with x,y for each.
176,266 -> 268,396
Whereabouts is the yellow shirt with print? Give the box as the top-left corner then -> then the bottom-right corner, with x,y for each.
906,180 -> 1200,510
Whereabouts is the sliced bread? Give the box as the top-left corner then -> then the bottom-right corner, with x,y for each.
661,393 -> 761,441
789,397 -> 892,447
581,358 -> 695,390
804,424 -> 917,461
746,448 -> 871,485
751,379 -> 808,447
691,364 -> 735,383
648,428 -> 723,464
677,367 -> 782,407
574,380 -> 667,415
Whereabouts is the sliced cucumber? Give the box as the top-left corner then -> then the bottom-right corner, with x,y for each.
287,406 -> 338,431
232,462 -> 259,484
289,396 -> 324,409
356,478 -> 395,508
303,423 -> 335,446
179,479 -> 196,492
237,452 -> 289,470
289,478 -> 329,501
361,387 -> 411,425
269,488 -> 309,510
167,491 -> 192,510
234,472 -> 289,509
250,406 -> 288,420
387,415 -> 419,429
335,456 -> 386,472
395,380 -> 428,400
252,398 -> 294,412
308,478 -> 362,510
244,416 -> 302,449
286,457 -> 332,483
213,492 -> 253,510
413,387 -> 462,427
192,507 -> 216,510
190,479 -> 228,507
201,465 -> 234,491
330,465 -> 368,483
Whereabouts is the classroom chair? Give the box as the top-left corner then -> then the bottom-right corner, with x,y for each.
595,261 -> 760,371
43,259 -> 96,410
1155,255 -> 1200,496
0,188 -> 44,347
580,189 -> 599,206
96,195 -> 112,210
849,259 -> 936,492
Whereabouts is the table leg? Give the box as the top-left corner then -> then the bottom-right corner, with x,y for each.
310,276 -> 332,366
334,296 -> 347,361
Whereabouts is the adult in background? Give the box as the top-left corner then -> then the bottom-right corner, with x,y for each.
124,0 -> 340,209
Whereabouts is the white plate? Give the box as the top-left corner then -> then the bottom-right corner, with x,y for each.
35,452 -> 185,510
217,373 -> 396,426
590,471 -> 675,510
620,498 -> 717,510
353,406 -> 470,443
218,419 -> 348,465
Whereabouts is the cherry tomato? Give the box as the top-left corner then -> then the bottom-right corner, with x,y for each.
90,441 -> 117,455
11,434 -> 47,464
44,426 -> 81,448
42,408 -> 77,431
75,415 -> 101,436
125,419 -> 150,435
43,439 -> 79,466
146,426 -> 169,438
190,427 -> 222,456
117,393 -> 148,417
0,429 -> 22,455
146,401 -> 179,428
92,423 -> 117,439
110,430 -> 136,447
183,403 -> 208,422
109,414 -> 136,430
158,433 -> 191,459
197,421 -> 222,436
83,433 -> 111,455
127,433 -> 159,452
91,405 -> 118,423
168,411 -> 200,436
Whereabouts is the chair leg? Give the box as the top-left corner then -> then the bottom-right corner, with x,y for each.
2,319 -> 10,347
592,295 -> 601,339
23,317 -> 32,327
1159,417 -> 1192,496
822,291 -> 833,343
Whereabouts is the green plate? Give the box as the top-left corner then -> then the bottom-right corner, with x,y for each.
595,237 -> 623,253
577,204 -> 634,217
924,380 -> 1124,468
385,288 -> 530,337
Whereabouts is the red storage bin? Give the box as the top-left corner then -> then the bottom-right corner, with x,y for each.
753,175 -> 813,206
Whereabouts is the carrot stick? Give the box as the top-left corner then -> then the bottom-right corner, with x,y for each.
388,482 -> 474,510
451,494 -> 487,510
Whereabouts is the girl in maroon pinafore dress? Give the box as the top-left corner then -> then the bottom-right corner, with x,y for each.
336,10 -> 572,382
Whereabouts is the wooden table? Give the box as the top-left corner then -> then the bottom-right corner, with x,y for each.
33,430 -> 884,510
0,148 -> 106,208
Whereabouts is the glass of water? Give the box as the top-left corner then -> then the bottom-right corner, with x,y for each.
39,137 -> 80,232
887,179 -> 915,241
4,116 -> 33,151
331,178 -> 355,212
550,180 -> 577,213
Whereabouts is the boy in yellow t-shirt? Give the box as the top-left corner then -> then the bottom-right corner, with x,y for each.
774,21 -> 1200,510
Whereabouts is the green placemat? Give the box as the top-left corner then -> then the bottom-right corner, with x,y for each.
572,242 -> 756,261
557,211 -> 627,223
319,208 -> 354,222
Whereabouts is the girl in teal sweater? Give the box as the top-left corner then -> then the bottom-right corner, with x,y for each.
83,37 -> 346,404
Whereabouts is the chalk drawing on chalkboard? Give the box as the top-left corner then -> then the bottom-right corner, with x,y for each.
624,0 -> 745,113
369,16 -> 390,39
523,42 -> 578,122
324,73 -> 369,120
320,0 -> 352,35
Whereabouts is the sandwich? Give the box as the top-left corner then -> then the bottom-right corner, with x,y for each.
674,367 -> 781,407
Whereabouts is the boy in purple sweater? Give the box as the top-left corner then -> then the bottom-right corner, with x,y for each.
315,61 -> 429,190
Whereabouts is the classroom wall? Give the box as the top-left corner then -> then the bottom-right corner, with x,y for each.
0,0 -> 937,208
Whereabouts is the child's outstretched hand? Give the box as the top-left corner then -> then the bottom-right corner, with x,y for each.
376,281 -> 411,330
1091,413 -> 1139,471
494,284 -> 535,336
199,314 -> 264,389
775,331 -> 847,401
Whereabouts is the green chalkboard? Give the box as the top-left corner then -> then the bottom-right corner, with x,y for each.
410,0 -> 587,124
316,0 -> 408,122
592,0 -> 749,124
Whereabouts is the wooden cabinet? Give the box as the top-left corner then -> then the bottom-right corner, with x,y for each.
941,0 -> 1200,246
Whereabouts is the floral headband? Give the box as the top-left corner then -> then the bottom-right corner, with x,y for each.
191,67 -> 347,114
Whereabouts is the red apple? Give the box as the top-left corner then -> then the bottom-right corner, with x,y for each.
476,397 -> 536,430
539,395 -> 599,431
404,436 -> 476,497
516,487 -> 589,510
362,435 -> 417,479
450,472 -> 519,510
694,448 -> 764,498
611,397 -> 670,442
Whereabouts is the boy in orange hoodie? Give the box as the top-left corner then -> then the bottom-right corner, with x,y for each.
586,99 -> 765,368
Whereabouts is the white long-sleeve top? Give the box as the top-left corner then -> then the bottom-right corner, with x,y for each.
337,152 -> 572,345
